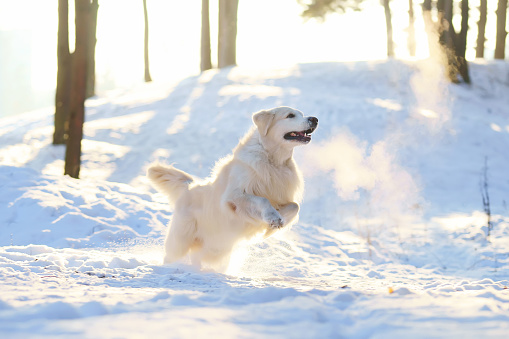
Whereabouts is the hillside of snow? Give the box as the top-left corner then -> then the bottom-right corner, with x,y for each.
1,60 -> 509,338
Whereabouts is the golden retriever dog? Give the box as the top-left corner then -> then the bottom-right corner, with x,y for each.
147,106 -> 318,271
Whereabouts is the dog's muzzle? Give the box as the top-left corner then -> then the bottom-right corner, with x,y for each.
284,116 -> 318,143
308,117 -> 318,133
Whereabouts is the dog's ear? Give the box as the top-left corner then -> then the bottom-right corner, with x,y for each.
253,110 -> 275,136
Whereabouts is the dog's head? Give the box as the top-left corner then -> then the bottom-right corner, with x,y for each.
253,107 -> 318,148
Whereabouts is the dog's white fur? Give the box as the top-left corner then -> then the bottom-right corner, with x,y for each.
147,106 -> 317,271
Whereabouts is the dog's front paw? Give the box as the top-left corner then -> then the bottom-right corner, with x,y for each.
263,210 -> 284,229
278,202 -> 299,221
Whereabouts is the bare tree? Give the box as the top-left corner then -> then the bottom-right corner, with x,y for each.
480,157 -> 492,238
218,0 -> 239,68
65,0 -> 90,178
436,0 -> 470,83
299,0 -> 395,58
408,0 -> 416,57
54,0 -> 71,145
86,0 -> 98,97
300,0 -> 363,17
495,0 -> 508,59
457,0 -> 470,82
439,0 -> 457,81
143,0 -> 152,82
382,0 -> 394,57
201,0 -> 212,71
476,0 -> 487,58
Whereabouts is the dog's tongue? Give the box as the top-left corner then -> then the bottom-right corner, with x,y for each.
290,131 -> 306,137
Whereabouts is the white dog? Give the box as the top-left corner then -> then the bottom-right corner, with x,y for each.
147,106 -> 318,271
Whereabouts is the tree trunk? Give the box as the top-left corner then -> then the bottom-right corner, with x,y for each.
439,0 -> 459,82
54,0 -> 71,145
383,0 -> 394,57
218,0 -> 239,68
86,0 -> 98,98
438,0 -> 470,83
495,0 -> 508,59
201,0 -> 212,71
65,0 -> 90,179
143,0 -> 152,82
443,0 -> 453,45
408,0 -> 416,57
476,0 -> 487,58
457,0 -> 470,83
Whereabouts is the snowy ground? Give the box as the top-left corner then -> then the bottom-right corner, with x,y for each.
1,60 -> 509,338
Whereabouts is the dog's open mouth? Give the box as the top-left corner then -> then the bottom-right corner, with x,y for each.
284,127 -> 316,143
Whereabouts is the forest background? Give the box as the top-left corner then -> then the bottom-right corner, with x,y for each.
1,0 -> 506,119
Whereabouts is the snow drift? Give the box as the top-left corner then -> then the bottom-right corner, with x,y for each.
1,60 -> 509,338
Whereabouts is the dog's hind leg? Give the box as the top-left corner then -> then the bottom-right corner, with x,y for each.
163,214 -> 197,264
199,247 -> 233,273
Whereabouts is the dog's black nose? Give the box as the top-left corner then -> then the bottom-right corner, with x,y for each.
308,117 -> 318,127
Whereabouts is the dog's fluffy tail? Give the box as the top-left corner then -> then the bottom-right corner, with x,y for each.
147,164 -> 194,205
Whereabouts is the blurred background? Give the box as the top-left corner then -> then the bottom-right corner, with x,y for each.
0,0 -> 506,118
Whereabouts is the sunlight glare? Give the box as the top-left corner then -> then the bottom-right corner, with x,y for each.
85,110 -> 156,137
167,109 -> 191,135
490,123 -> 502,132
432,211 -> 488,231
418,108 -> 439,119
370,98 -> 403,112
225,244 -> 250,276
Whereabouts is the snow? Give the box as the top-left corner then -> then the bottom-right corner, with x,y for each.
1,60 -> 509,338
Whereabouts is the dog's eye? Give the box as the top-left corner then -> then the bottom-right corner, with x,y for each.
286,113 -> 295,119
